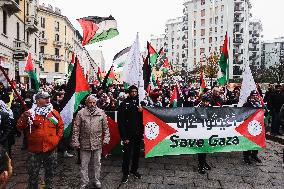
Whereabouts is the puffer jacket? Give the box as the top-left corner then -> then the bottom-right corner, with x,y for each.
16,109 -> 64,153
71,107 -> 110,151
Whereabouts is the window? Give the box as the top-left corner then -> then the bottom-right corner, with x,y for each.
55,48 -> 59,56
26,2 -> 29,16
200,48 -> 205,55
215,27 -> 217,33
26,31 -> 30,43
221,15 -> 224,24
201,29 -> 205,36
55,34 -> 59,41
41,31 -> 45,38
201,9 -> 205,17
3,10 -> 7,35
201,38 -> 205,44
210,18 -> 213,25
209,27 -> 212,35
194,30 -> 196,36
215,6 -> 218,14
40,46 -> 44,54
16,22 -> 20,40
65,26 -> 66,35
35,38 -> 37,53
55,21 -> 60,31
194,11 -> 197,18
194,49 -> 196,56
194,39 -> 196,47
201,0 -> 205,5
215,37 -> 218,42
41,17 -> 45,28
194,21 -> 196,28
215,17 -> 218,25
201,19 -> 205,26
55,63 -> 59,72
194,58 -> 196,65
209,37 -> 212,43
221,5 -> 225,11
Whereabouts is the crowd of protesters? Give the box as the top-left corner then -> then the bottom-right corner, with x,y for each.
0,80 -> 283,188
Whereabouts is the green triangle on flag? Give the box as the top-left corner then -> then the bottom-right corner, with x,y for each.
147,41 -> 159,67
143,108 -> 178,157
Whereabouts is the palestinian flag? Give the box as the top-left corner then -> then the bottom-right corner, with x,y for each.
143,54 -> 151,90
170,85 -> 178,107
102,65 -> 115,90
113,46 -> 131,68
68,53 -> 75,74
77,15 -> 119,46
160,58 -> 170,73
143,107 -> 265,158
217,33 -> 228,85
147,42 -> 158,67
60,57 -> 90,137
46,112 -> 58,125
25,53 -> 40,91
97,66 -> 103,84
200,71 -> 206,93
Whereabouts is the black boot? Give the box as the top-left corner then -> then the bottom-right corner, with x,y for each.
244,158 -> 252,165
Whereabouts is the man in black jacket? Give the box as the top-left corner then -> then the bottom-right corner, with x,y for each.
118,85 -> 143,184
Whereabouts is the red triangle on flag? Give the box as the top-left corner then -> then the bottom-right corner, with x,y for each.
235,109 -> 266,148
143,108 -> 177,156
102,116 -> 120,156
75,58 -> 90,92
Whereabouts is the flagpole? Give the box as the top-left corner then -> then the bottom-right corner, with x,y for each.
0,65 -> 28,110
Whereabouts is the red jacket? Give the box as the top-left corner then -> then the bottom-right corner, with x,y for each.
17,110 -> 64,153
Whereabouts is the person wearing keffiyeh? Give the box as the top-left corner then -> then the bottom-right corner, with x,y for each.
17,91 -> 64,189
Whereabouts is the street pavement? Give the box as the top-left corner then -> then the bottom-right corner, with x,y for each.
7,138 -> 283,189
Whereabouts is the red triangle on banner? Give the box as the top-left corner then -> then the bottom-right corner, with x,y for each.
235,109 -> 266,148
143,108 -> 177,156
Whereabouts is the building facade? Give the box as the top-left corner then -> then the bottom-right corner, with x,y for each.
0,0 -> 40,85
150,34 -> 166,54
248,19 -> 262,69
164,17 -> 184,71
182,0 -> 251,79
261,37 -> 284,69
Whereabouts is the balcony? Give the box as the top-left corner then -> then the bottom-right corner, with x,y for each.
233,49 -> 243,55
249,47 -> 260,51
26,16 -> 39,33
249,39 -> 259,44
39,38 -> 47,44
51,55 -> 63,61
233,66 -> 243,75
182,35 -> 188,40
234,28 -> 244,33
233,60 -> 244,65
64,42 -> 73,51
234,6 -> 244,12
252,33 -> 260,38
0,0 -> 20,15
182,44 -> 188,49
234,17 -> 244,22
53,41 -> 63,47
233,38 -> 243,43
182,26 -> 188,31
183,16 -> 188,22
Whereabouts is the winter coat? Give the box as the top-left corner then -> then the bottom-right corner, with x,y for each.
71,107 -> 110,151
118,96 -> 143,141
16,109 -> 64,153
0,111 -> 12,146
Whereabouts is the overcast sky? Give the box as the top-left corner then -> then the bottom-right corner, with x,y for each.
39,0 -> 284,69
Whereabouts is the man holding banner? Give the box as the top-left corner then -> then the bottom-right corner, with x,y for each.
118,85 -> 143,184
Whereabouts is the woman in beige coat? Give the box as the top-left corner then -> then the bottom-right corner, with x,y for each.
71,95 -> 110,189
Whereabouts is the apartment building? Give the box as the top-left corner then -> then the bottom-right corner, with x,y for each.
0,0 -> 40,84
183,0 -> 251,79
150,34 -> 166,53
261,37 -> 284,69
164,17 -> 184,71
248,19 -> 262,69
